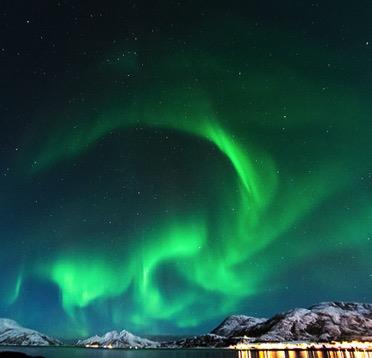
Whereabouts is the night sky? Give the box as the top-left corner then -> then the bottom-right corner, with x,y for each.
0,0 -> 371,339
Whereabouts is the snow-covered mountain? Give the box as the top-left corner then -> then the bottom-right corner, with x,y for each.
212,302 -> 372,342
246,302 -> 372,342
162,301 -> 372,348
211,315 -> 267,337
76,330 -> 159,348
0,318 -> 61,346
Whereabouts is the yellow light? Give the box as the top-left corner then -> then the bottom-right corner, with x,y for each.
85,344 -> 100,348
229,341 -> 372,351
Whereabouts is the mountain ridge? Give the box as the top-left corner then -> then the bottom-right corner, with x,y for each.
0,318 -> 62,346
76,301 -> 372,348
1,301 -> 371,347
76,329 -> 159,348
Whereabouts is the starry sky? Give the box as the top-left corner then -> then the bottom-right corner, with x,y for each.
0,0 -> 371,339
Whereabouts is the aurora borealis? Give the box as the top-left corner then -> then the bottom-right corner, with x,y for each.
0,0 -> 371,339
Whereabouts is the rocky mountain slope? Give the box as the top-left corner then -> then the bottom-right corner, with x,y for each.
229,302 -> 372,342
211,315 -> 267,337
160,334 -> 228,348
0,319 -> 61,346
163,301 -> 372,347
76,329 -> 159,348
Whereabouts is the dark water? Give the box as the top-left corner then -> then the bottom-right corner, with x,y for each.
0,347 -> 234,358
1,348 -> 371,358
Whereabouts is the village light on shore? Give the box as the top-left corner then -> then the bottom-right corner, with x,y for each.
230,341 -> 372,351
84,344 -> 100,348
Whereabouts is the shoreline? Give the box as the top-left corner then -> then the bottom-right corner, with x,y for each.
1,341 -> 372,352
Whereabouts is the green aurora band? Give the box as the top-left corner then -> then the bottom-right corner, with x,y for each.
5,19 -> 372,336
32,95 -> 279,326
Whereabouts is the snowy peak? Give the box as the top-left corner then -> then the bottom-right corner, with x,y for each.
0,318 -> 61,346
76,329 -> 159,348
309,301 -> 372,315
211,315 -> 267,337
0,319 -> 22,330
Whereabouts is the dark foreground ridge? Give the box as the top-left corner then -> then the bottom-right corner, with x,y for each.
0,352 -> 44,358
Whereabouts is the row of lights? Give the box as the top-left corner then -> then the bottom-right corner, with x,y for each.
230,341 -> 372,351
